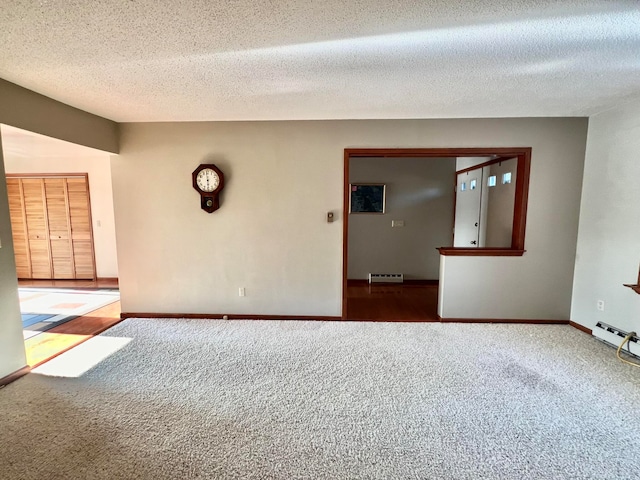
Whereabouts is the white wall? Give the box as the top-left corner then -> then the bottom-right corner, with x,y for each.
571,99 -> 640,332
3,156 -> 119,278
114,118 -> 587,319
348,157 -> 454,280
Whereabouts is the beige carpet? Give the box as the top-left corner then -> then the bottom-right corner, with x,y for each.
1,319 -> 639,479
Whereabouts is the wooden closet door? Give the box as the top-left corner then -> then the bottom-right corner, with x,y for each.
67,177 -> 96,279
6,178 -> 32,278
44,178 -> 75,278
22,178 -> 52,279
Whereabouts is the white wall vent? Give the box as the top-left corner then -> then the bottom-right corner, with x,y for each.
368,273 -> 404,284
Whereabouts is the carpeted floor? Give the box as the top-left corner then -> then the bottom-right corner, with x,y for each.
1,319 -> 639,479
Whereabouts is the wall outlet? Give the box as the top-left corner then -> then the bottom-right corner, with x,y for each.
596,300 -> 605,311
239,287 -> 246,297
392,220 -> 405,227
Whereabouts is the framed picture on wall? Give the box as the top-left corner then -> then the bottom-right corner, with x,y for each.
349,184 -> 386,214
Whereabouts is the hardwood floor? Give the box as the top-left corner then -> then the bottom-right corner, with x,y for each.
346,281 -> 438,321
19,279 -> 122,368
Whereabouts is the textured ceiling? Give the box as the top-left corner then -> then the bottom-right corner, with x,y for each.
1,0 -> 639,122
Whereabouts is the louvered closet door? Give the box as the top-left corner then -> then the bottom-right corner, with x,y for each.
22,178 -> 52,279
6,178 -> 31,278
67,177 -> 95,279
44,178 -> 75,278
7,174 -> 96,280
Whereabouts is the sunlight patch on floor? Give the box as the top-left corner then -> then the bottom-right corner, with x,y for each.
31,336 -> 132,378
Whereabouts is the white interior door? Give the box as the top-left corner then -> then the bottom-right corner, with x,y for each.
454,168 -> 482,247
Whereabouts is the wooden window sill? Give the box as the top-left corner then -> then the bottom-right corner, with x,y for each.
437,247 -> 526,257
624,284 -> 640,295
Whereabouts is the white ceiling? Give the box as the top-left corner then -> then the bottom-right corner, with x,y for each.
1,0 -> 639,122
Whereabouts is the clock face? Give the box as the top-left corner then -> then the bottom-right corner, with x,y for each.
196,168 -> 220,192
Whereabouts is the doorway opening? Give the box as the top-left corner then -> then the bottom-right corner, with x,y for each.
342,148 -> 531,321
1,124 -> 122,367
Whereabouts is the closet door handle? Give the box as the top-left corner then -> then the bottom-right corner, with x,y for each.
470,240 -> 477,245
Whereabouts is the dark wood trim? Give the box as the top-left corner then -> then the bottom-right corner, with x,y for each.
97,277 -> 119,283
437,316 -> 568,324
121,312 -> 342,321
342,147 -> 532,320
344,148 -> 532,158
512,151 -> 531,250
342,149 -> 350,319
569,321 -> 592,335
623,284 -> 640,294
623,267 -> 640,294
437,247 -> 525,256
0,365 -> 30,387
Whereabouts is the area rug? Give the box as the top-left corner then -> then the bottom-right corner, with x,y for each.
19,288 -> 120,338
1,320 -> 639,479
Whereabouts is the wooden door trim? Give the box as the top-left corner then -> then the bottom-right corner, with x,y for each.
342,147 -> 532,320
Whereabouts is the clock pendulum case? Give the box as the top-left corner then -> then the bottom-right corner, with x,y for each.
192,164 -> 225,213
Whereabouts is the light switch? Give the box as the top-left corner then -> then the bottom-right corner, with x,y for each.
392,220 -> 405,227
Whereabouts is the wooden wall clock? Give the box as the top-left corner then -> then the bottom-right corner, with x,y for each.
192,164 -> 224,213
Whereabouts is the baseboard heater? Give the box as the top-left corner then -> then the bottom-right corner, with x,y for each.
594,321 -> 640,360
369,273 -> 404,284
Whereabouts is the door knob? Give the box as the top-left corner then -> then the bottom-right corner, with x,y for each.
470,240 -> 477,245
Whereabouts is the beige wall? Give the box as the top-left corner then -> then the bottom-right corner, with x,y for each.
114,118 -> 588,318
571,99 -> 640,334
2,155 -> 119,278
348,157 -> 454,280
